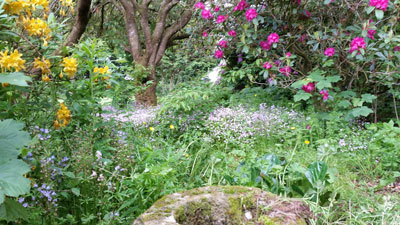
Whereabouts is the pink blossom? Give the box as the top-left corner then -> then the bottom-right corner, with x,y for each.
267,33 -> 280,44
394,46 -> 400,52
263,62 -> 272,69
367,30 -> 376,40
234,0 -> 249,11
219,40 -> 228,48
302,82 -> 315,93
228,30 -> 237,37
320,90 -> 329,101
216,15 -> 227,24
195,2 -> 205,9
215,50 -> 223,59
350,37 -> 366,53
279,66 -> 291,77
303,10 -> 310,18
203,31 -> 208,37
245,8 -> 257,21
306,124 -> 311,130
369,0 -> 388,11
201,9 -> 213,20
294,0 -> 301,5
214,6 -> 220,12
286,52 -> 292,57
299,34 -> 307,43
324,47 -> 335,56
260,41 -> 271,50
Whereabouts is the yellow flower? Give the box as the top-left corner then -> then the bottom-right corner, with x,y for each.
169,124 -> 174,130
41,75 -> 50,82
254,94 -> 257,97
34,57 -> 51,74
0,49 -> 26,72
54,102 -> 71,129
290,127 -> 296,130
304,140 -> 310,145
3,0 -> 27,14
93,67 -> 98,73
22,17 -> 51,38
185,154 -> 189,158
2,83 -> 9,88
62,57 -> 77,79
149,127 -> 154,132
59,72 -> 63,78
143,122 -> 146,125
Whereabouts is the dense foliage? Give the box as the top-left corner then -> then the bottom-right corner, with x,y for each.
0,0 -> 399,224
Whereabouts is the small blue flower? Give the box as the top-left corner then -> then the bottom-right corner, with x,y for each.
18,198 -> 24,203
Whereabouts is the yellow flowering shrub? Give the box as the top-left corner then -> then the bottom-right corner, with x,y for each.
54,103 -> 71,129
0,49 -> 26,72
22,17 -> 51,37
62,57 -> 78,79
33,57 -> 51,74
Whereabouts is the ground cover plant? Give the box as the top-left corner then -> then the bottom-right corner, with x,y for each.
1,0 -> 400,224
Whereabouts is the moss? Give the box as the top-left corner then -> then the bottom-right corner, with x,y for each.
258,215 -> 280,225
175,198 -> 214,225
228,197 -> 244,224
221,186 -> 252,194
142,211 -> 165,222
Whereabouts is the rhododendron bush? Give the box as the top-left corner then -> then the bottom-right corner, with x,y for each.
194,0 -> 400,121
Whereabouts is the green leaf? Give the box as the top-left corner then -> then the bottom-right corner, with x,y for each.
242,45 -> 249,54
375,9 -> 384,20
64,172 -> 75,179
322,59 -> 334,67
361,93 -> 377,103
0,159 -> 31,202
291,80 -> 306,89
294,92 -> 312,102
337,100 -> 351,108
316,80 -> 332,90
71,188 -> 80,196
351,106 -> 373,117
366,6 -> 375,14
326,76 -> 341,83
0,198 -> 29,222
308,69 -> 325,82
305,161 -> 328,188
0,72 -> 31,87
0,119 -> 31,160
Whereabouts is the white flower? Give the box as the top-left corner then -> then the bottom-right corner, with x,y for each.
96,151 -> 102,160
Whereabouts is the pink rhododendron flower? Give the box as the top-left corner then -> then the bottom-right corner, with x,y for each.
350,37 -> 366,53
303,10 -> 310,18
260,41 -> 270,50
203,31 -> 208,37
367,30 -> 376,40
267,33 -> 280,44
294,0 -> 301,5
219,40 -> 228,48
216,15 -> 227,24
234,0 -> 249,11
215,50 -> 223,59
214,6 -> 220,12
394,46 -> 400,52
302,82 -> 315,93
320,90 -> 329,101
228,30 -> 237,37
279,66 -> 291,77
286,52 -> 292,57
263,62 -> 272,69
245,8 -> 257,21
369,0 -> 388,11
201,9 -> 213,19
324,47 -> 335,56
195,2 -> 205,9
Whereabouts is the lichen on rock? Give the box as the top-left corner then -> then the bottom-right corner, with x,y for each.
132,186 -> 311,225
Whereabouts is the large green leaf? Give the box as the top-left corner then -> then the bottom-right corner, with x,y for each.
0,72 -> 31,87
0,119 -> 31,160
0,198 -> 29,222
351,106 -> 373,117
305,161 -> 328,188
294,92 -> 312,102
0,159 -> 31,203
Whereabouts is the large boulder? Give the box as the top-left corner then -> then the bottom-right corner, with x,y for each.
132,186 -> 312,225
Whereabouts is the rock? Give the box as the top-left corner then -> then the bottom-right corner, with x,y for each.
132,186 -> 312,225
